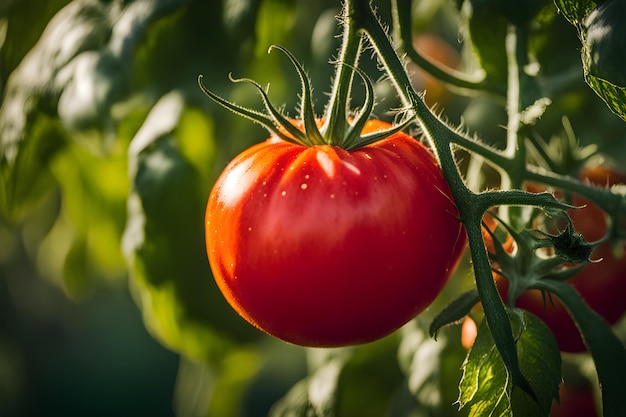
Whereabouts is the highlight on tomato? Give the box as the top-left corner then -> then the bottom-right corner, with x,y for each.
199,46 -> 467,347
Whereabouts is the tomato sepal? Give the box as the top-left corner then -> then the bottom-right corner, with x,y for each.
199,44 -> 415,151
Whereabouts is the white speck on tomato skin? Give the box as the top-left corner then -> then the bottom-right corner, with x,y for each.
281,190 -> 287,196
301,184 -> 308,190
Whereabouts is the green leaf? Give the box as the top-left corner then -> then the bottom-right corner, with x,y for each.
270,348 -> 352,417
584,72 -> 626,123
0,114 -> 66,221
35,137 -> 129,299
459,309 -> 561,417
254,0 -> 296,57
553,0 -> 597,25
579,0 -> 626,122
399,320 -> 468,415
461,0 -> 509,85
0,0 -> 113,162
271,337 -> 402,417
536,279 -> 626,417
0,0 -> 71,77
123,92 -> 257,362
429,289 -> 480,338
0,0 -> 190,166
335,337 -> 403,417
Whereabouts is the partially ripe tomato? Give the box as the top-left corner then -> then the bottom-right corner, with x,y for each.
504,166 -> 626,352
205,120 -> 467,347
461,315 -> 478,350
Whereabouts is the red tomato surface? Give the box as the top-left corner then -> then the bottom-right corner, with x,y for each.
506,166 -> 626,352
205,120 -> 467,347
550,380 -> 598,417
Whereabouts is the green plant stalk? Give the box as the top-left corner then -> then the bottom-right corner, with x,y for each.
321,6 -> 363,144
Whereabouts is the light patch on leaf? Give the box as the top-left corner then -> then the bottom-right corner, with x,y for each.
458,309 -> 561,417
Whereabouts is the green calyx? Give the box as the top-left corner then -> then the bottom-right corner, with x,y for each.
198,45 -> 414,151
484,211 -> 595,305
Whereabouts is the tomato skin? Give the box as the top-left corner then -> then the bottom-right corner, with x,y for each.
550,381 -> 597,417
206,120 -> 467,347
509,166 -> 626,352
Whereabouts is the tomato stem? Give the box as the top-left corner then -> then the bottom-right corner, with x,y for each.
321,0 -> 364,145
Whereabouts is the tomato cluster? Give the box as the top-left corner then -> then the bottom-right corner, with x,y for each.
205,120 -> 467,347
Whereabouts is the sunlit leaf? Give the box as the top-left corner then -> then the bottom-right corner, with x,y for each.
0,0 -> 190,170
0,0 -> 72,77
460,0 -> 508,85
579,0 -> 626,123
553,0 -> 597,25
270,348 -> 352,417
458,309 -> 561,417
399,320 -> 468,416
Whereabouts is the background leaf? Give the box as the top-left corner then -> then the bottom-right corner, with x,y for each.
123,92 -> 260,362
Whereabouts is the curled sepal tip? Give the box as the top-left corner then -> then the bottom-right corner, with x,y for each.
342,64 -> 376,149
198,74 -> 298,144
268,45 -> 325,146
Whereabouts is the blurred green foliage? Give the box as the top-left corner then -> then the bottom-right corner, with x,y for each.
1,0 -> 626,416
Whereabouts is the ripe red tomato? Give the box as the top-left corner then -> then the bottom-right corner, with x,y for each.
504,166 -> 626,352
205,120 -> 467,347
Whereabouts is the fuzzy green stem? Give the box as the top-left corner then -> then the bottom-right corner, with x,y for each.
321,2 -> 363,144
525,165 -> 625,219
